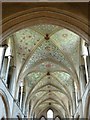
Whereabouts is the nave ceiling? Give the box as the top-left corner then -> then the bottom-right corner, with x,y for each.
9,24 -> 80,117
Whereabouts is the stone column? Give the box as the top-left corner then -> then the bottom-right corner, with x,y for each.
0,45 -> 8,76
4,55 -> 12,85
72,82 -> 76,114
72,91 -> 76,113
86,44 -> 90,82
74,82 -> 78,108
83,55 -> 89,83
15,84 -> 20,106
79,65 -> 86,95
77,89 -> 83,118
20,81 -> 24,109
10,65 -> 16,96
77,90 -> 81,102
29,103 -> 33,119
81,39 -> 89,84
26,105 -> 29,118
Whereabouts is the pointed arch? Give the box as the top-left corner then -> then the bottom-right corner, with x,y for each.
0,89 -> 10,118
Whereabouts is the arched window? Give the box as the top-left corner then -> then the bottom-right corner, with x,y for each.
55,116 -> 61,120
40,116 -> 46,120
47,109 -> 54,118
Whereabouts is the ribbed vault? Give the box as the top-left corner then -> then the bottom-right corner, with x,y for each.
13,24 -> 80,118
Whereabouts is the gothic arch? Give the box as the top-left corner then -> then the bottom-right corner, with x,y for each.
0,89 -> 10,118
38,107 -> 64,118
39,116 -> 46,120
55,116 -> 61,120
2,7 -> 89,43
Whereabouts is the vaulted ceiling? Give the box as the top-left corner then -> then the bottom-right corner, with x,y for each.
13,24 -> 80,117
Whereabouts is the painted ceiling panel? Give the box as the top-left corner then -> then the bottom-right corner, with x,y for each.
14,28 -> 43,62
30,61 -> 66,72
25,40 -> 73,72
25,72 -> 44,87
52,72 -> 73,89
51,29 -> 80,71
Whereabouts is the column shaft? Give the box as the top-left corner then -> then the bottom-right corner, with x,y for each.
72,91 -> 76,114
72,82 -> 76,115
5,55 -> 12,85
83,56 -> 89,83
79,65 -> 86,95
0,45 -> 7,76
10,66 -> 16,96
87,45 -> 90,81
20,84 -> 23,109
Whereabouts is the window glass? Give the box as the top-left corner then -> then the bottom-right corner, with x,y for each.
47,109 -> 53,118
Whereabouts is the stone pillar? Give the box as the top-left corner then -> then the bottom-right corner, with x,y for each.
77,90 -> 81,102
74,82 -> 78,108
73,91 -> 76,112
4,55 -> 12,85
26,111 -> 28,118
10,65 -> 16,96
81,39 -> 89,84
86,44 -> 90,82
20,81 -> 24,109
77,89 -> 83,118
30,104 -> 33,119
15,84 -> 20,106
26,106 -> 29,118
0,45 -> 8,76
72,82 -> 76,114
79,65 -> 86,95
3,36 -> 14,86
83,55 -> 89,83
